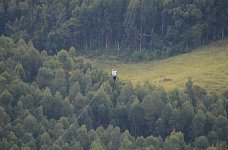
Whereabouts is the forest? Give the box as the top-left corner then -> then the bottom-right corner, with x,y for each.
0,0 -> 228,150
0,36 -> 228,149
0,0 -> 227,57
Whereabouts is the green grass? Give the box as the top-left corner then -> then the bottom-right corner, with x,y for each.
81,38 -> 228,93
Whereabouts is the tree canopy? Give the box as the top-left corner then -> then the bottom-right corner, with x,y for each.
0,36 -> 228,149
0,0 -> 227,59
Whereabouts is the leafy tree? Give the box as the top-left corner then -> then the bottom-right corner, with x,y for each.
207,131 -> 218,145
169,89 -> 183,108
42,89 -> 63,119
135,136 -> 146,148
76,125 -> 90,150
57,49 -> 73,70
0,75 -> 7,92
113,103 -> 129,131
36,67 -> 54,89
119,130 -> 135,150
23,114 -> 37,133
72,141 -> 83,150
19,94 -> 35,109
33,106 -> 44,121
14,63 -> 26,80
8,78 -> 28,104
0,138 -> 8,150
180,100 -> 194,140
128,103 -> 144,136
0,106 -> 10,129
39,132 -> 52,146
90,137 -> 105,150
22,132 -> 36,149
141,92 -> 164,134
80,74 -> 92,95
68,81 -> 81,101
206,146 -> 218,150
135,81 -> 154,102
154,117 -> 166,138
212,115 -> 228,142
117,82 -> 134,105
12,123 -> 25,140
194,136 -> 209,150
91,87 -> 113,127
7,131 -> 19,149
0,89 -> 13,106
106,125 -> 121,150
204,112 -> 216,135
168,108 -> 181,131
145,135 -> 162,150
61,98 -> 73,117
164,131 -> 186,150
185,78 -> 196,106
190,109 -> 206,139
211,98 -> 227,117
160,103 -> 174,136
72,91 -> 85,114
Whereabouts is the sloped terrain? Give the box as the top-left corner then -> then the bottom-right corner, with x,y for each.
83,38 -> 228,92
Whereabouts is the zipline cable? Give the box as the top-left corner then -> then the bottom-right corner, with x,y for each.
112,0 -> 138,68
1,111 -> 29,131
119,0 -> 138,50
47,90 -> 99,150
1,98 -> 43,131
1,79 -> 66,132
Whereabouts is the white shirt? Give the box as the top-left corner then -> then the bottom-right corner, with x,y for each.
112,70 -> 117,77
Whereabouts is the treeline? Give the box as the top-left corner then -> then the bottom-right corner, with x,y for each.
0,36 -> 228,149
0,0 -> 227,57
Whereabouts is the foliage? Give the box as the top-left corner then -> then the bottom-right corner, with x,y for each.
1,36 -> 228,149
0,0 -> 227,58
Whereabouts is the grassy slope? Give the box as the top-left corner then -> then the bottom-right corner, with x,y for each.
82,38 -> 228,93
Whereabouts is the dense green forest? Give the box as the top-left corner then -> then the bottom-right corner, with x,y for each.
1,0 -> 228,149
0,36 -> 228,149
0,0 -> 227,57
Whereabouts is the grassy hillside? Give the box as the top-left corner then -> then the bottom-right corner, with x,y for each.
82,38 -> 228,92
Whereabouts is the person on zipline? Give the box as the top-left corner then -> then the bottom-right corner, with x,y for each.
112,68 -> 117,81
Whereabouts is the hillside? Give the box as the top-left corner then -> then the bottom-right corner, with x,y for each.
1,0 -> 228,149
1,0 -> 227,55
82,38 -> 228,92
1,36 -> 228,150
